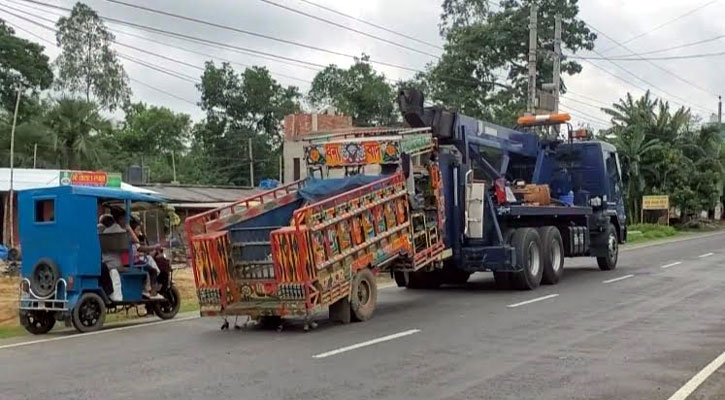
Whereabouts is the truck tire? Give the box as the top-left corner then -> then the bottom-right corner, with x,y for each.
72,292 -> 106,333
393,271 -> 407,287
538,226 -> 564,285
512,228 -> 543,290
493,271 -> 514,289
405,271 -> 442,289
19,310 -> 55,335
441,269 -> 471,285
597,224 -> 619,271
350,268 -> 377,321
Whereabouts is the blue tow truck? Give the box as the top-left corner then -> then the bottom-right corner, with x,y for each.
394,88 -> 627,290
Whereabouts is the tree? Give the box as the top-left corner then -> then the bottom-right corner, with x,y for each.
610,127 -> 661,221
0,20 -> 53,118
418,0 -> 596,125
55,2 -> 130,111
44,97 -> 111,169
196,62 -> 300,185
308,58 -> 398,126
118,102 -> 191,158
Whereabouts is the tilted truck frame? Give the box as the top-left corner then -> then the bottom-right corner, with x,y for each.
185,127 -> 450,329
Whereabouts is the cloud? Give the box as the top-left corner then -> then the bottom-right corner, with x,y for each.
2,0 -> 722,127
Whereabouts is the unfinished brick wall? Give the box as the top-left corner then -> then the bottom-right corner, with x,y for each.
283,113 -> 353,140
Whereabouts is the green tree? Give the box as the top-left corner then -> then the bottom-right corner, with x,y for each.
418,0 -> 595,125
610,127 -> 661,221
55,2 -> 130,111
308,58 -> 397,126
196,62 -> 300,185
118,102 -> 191,159
44,97 -> 111,169
0,20 -> 53,118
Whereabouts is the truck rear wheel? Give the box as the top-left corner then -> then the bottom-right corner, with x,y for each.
350,268 -> 377,321
538,226 -> 564,285
405,271 -> 442,289
512,228 -> 543,290
597,224 -> 619,271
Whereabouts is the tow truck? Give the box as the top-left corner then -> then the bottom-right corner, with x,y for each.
185,89 -> 626,328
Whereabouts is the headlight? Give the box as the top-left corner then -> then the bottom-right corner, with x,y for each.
590,196 -> 602,207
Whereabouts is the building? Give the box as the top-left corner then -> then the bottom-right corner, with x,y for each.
282,110 -> 353,184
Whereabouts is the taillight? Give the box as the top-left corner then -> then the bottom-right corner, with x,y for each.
67,276 -> 74,291
494,178 -> 507,203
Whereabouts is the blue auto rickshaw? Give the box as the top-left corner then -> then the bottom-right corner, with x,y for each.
17,185 -> 181,334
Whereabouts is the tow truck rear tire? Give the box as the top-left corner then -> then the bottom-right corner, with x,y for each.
405,271 -> 442,289
597,224 -> 619,271
512,228 -> 543,290
350,268 -> 377,322
538,226 -> 564,285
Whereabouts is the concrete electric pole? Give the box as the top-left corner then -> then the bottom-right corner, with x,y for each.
527,3 -> 538,114
553,14 -> 561,113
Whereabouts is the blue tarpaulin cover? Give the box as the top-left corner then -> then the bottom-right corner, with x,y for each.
299,175 -> 386,203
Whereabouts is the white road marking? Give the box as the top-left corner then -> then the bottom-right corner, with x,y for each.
0,316 -> 198,351
602,274 -> 635,284
506,294 -> 559,308
666,349 -> 725,400
699,253 -> 714,258
313,329 -> 421,359
661,261 -> 683,269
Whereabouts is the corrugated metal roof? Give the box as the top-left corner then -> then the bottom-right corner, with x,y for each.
137,184 -> 262,203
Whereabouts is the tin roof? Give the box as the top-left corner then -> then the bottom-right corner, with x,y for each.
136,184 -> 262,204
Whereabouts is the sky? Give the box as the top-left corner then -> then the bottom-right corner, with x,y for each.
0,0 -> 723,131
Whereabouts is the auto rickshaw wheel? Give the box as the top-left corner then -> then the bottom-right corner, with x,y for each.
19,310 -> 55,335
30,259 -> 59,298
72,292 -> 106,333
153,285 -> 180,320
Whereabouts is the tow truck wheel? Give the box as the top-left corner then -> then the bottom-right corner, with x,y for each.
512,228 -> 543,290
19,310 -> 55,335
538,226 -> 564,285
350,268 -> 377,322
393,271 -> 407,287
405,271 -> 442,289
153,285 -> 181,320
597,224 -> 619,271
72,292 -> 106,333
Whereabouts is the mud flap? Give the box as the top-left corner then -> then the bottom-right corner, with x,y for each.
329,297 -> 351,324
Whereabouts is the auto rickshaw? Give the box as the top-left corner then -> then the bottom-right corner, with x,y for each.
17,185 -> 181,334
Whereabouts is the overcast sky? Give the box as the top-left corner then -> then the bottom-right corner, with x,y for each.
1,0 -> 723,130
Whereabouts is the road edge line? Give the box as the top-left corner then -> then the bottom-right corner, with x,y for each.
667,350 -> 725,400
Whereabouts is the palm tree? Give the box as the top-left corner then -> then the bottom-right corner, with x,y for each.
44,97 -> 111,169
611,127 -> 662,221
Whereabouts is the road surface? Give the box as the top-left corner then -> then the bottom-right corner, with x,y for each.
2,233 -> 725,400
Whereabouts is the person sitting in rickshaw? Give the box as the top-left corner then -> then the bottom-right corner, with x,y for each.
129,218 -> 162,293
108,208 -> 164,300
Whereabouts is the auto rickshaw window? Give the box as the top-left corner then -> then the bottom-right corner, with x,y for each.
34,199 -> 55,223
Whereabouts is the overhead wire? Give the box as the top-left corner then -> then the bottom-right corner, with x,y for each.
583,21 -> 718,99
599,0 -> 720,53
608,34 -> 725,57
256,0 -> 439,58
295,0 -> 443,50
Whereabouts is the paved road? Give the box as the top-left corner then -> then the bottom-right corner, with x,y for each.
3,233 -> 725,400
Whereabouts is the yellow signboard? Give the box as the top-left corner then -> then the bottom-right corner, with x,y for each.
642,195 -> 669,210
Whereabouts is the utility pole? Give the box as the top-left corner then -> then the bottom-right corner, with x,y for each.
278,155 -> 282,183
248,137 -> 254,187
718,95 -> 722,125
553,14 -> 561,113
32,143 -> 37,169
8,89 -> 20,248
171,150 -> 178,184
527,3 -> 538,114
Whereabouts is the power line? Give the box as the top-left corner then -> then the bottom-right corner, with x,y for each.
560,102 -> 610,124
566,90 -> 611,107
0,7 -> 201,84
296,0 -> 442,50
561,96 -> 605,111
600,0 -> 720,52
584,21 -> 718,98
257,0 -> 439,58
569,50 -> 725,61
97,0 -> 426,71
1,17 -> 200,107
5,0 -> 322,75
609,34 -> 725,57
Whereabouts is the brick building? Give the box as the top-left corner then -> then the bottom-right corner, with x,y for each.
282,110 -> 353,183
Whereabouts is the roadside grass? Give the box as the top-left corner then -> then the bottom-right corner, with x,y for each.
627,223 -> 678,244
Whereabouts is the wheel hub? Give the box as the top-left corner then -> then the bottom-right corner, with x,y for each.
528,242 -> 540,277
357,279 -> 371,306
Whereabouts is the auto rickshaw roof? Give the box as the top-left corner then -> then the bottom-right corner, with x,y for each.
70,186 -> 164,202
